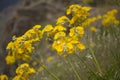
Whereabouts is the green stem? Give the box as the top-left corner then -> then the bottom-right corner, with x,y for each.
33,56 -> 60,80
67,58 -> 82,80
89,47 -> 103,76
74,53 -> 91,71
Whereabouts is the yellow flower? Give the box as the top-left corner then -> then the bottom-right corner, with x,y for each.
69,27 -> 74,36
90,26 -> 97,32
22,54 -> 31,61
56,16 -> 70,25
12,75 -> 25,80
54,25 -> 66,31
43,24 -> 53,33
23,41 -> 33,53
52,39 -> 65,54
76,26 -> 84,35
0,75 -> 8,80
52,35 -> 83,55
66,43 -> 74,54
17,48 -> 24,54
70,16 -> 78,24
38,67 -> 44,73
28,68 -> 36,74
67,36 -> 79,44
69,26 -> 84,37
6,41 -> 14,49
102,9 -> 119,26
54,32 -> 66,40
66,4 -> 82,15
66,4 -> 91,25
82,6 -> 91,11
82,17 -> 97,27
24,29 -> 36,38
32,25 -> 41,29
5,55 -> 15,64
47,56 -> 54,63
16,63 -> 35,78
97,15 -> 102,19
77,43 -> 86,50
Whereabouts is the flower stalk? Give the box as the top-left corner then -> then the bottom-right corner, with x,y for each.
67,58 -> 82,80
89,46 -> 103,76
33,56 -> 60,80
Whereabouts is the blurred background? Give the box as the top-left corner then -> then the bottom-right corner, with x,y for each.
0,0 -> 120,79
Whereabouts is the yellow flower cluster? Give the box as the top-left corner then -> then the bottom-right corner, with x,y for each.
66,4 -> 91,25
56,16 -> 70,25
41,4 -> 88,56
13,63 -> 35,80
102,9 -> 119,26
81,17 -> 97,27
65,4 -> 100,28
52,36 -> 85,55
5,4 -> 120,64
6,25 -> 43,64
42,24 -> 66,42
0,75 -> 8,80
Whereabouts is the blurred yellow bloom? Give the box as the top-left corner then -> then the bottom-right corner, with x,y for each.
70,16 -> 78,24
63,54 -> 67,58
32,25 -> 41,29
5,55 -> 15,64
17,48 -> 24,54
52,40 -> 64,54
54,25 -> 66,31
6,24 -> 43,64
69,27 -> 74,36
76,26 -> 84,35
102,9 -> 119,26
97,15 -> 102,19
82,6 -> 91,11
24,29 -> 36,38
90,26 -> 97,32
77,43 -> 86,50
45,25 -> 66,43
0,75 -> 8,80
67,36 -> 79,44
56,16 -> 70,25
82,17 -> 97,27
16,63 -> 35,78
52,34 -> 84,55
24,41 -> 33,53
47,56 -> 54,63
54,32 -> 66,40
69,26 -> 84,37
22,54 -> 31,61
66,43 -> 74,54
43,24 -> 53,33
38,67 -> 44,73
6,41 -> 14,49
67,4 -> 91,24
66,4 -> 82,15
13,75 -> 25,80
